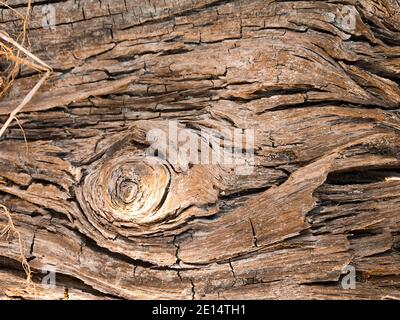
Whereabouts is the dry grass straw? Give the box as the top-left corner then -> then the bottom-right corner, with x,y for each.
0,204 -> 36,295
0,0 -> 30,98
0,0 -> 53,297
0,0 -> 52,139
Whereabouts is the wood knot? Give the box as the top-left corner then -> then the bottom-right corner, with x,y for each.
115,174 -> 139,205
73,132 -> 220,259
79,150 -> 171,229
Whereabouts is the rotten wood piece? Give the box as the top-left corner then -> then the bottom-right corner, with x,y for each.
0,0 -> 399,300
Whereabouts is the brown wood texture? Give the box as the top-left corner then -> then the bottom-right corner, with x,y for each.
0,0 -> 400,300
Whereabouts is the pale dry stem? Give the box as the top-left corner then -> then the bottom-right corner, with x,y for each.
0,204 -> 36,295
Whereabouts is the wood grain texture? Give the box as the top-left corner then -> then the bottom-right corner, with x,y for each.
0,0 -> 399,299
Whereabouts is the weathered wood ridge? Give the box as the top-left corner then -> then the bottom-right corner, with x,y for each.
0,0 -> 400,299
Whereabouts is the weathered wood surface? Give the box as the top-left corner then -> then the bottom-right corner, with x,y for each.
0,0 -> 400,299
